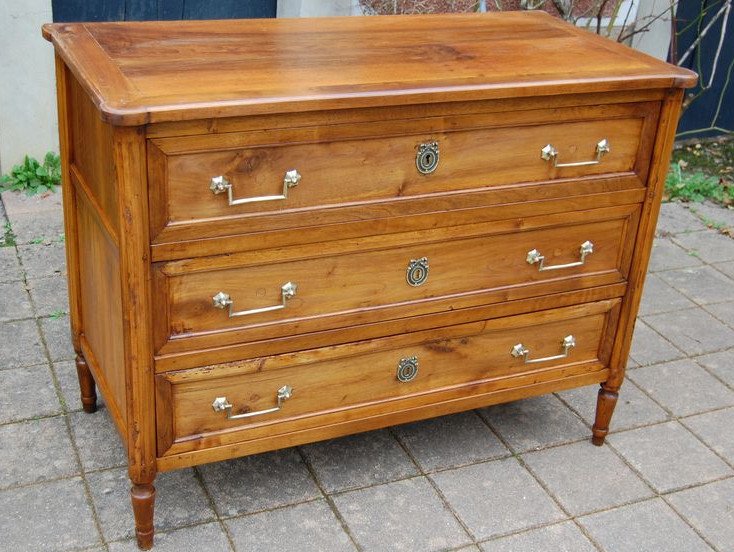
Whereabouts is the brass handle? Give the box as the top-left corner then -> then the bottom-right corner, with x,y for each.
210,169 -> 301,205
511,335 -> 576,365
212,282 -> 297,318
527,241 -> 593,271
541,139 -> 610,168
212,385 -> 293,420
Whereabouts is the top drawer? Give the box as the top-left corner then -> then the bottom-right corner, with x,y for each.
148,102 -> 659,245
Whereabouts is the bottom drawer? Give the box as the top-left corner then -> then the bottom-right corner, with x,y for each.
156,299 -> 620,457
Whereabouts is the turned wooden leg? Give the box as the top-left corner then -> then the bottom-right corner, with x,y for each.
75,354 -> 98,414
592,383 -> 619,446
131,482 -> 156,550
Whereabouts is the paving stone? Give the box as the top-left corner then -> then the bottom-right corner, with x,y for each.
333,477 -> 470,552
70,407 -> 127,471
109,522 -> 232,552
523,441 -> 653,516
629,319 -> 684,366
478,395 -> 588,452
27,275 -> 69,317
88,467 -> 216,541
0,319 -> 47,368
55,359 -> 84,411
683,407 -> 734,464
704,301 -> 734,328
0,364 -> 61,424
452,546 -> 481,552
0,246 -> 23,283
656,203 -> 707,235
226,499 -> 355,552
689,201 -> 734,228
0,280 -> 33,321
628,359 -> 734,417
667,477 -> 734,552
695,348 -> 734,386
557,380 -> 668,432
648,237 -> 704,272
657,265 -> 734,305
638,273 -> 696,315
40,313 -> 75,361
199,448 -> 321,517
644,308 -> 734,356
713,260 -> 734,279
672,230 -> 734,263
0,417 -> 78,489
608,421 -> 731,493
0,477 -> 100,551
8,210 -> 65,246
1,188 -> 63,218
431,458 -> 564,540
480,521 -> 596,552
393,411 -> 508,472
301,429 -> 418,492
17,242 -> 67,279
578,498 -> 710,552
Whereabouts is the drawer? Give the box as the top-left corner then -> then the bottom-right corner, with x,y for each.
156,300 -> 619,457
148,102 -> 659,243
153,204 -> 639,354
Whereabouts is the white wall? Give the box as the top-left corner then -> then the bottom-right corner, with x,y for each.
0,0 -> 58,174
632,0 -> 675,60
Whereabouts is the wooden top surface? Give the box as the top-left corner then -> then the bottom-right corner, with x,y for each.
43,12 -> 696,126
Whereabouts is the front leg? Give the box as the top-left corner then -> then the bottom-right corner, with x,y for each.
131,481 -> 156,550
591,383 -> 619,446
75,354 -> 98,413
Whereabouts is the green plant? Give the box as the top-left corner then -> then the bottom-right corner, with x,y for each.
49,309 -> 67,320
0,222 -> 16,247
0,152 -> 61,196
665,161 -> 731,203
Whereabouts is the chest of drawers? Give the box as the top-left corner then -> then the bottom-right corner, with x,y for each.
43,12 -> 696,549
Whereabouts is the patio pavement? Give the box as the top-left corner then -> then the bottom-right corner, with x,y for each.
1,193 -> 733,552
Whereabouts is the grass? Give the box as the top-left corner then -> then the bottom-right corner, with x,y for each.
666,138 -> 733,206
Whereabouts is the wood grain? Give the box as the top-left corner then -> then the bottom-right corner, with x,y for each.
156,205 -> 638,354
43,12 -> 696,125
157,300 -> 619,456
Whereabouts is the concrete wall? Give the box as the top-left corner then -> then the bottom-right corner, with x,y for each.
632,0 -> 674,60
0,0 -> 58,174
278,0 -> 360,17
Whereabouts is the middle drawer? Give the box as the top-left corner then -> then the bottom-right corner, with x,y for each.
154,204 -> 639,355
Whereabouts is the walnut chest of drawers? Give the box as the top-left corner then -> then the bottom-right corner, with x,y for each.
43,12 -> 696,549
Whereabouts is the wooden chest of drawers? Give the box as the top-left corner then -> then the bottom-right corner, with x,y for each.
43,12 -> 696,549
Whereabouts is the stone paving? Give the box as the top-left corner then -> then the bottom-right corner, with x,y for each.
1,193 -> 733,552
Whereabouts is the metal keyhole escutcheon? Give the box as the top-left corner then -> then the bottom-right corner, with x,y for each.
397,356 -> 419,382
416,141 -> 439,174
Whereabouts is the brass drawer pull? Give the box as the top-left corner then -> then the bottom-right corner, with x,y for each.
212,385 -> 293,420
209,169 -> 301,205
527,240 -> 593,271
511,335 -> 576,364
212,282 -> 297,317
541,139 -> 610,168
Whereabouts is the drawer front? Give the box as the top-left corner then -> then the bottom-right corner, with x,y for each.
149,102 -> 658,243
154,204 -> 639,354
156,300 -> 619,456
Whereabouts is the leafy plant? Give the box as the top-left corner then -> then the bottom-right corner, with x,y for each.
0,222 -> 16,247
665,160 -> 731,203
0,153 -> 61,196
49,309 -> 67,320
